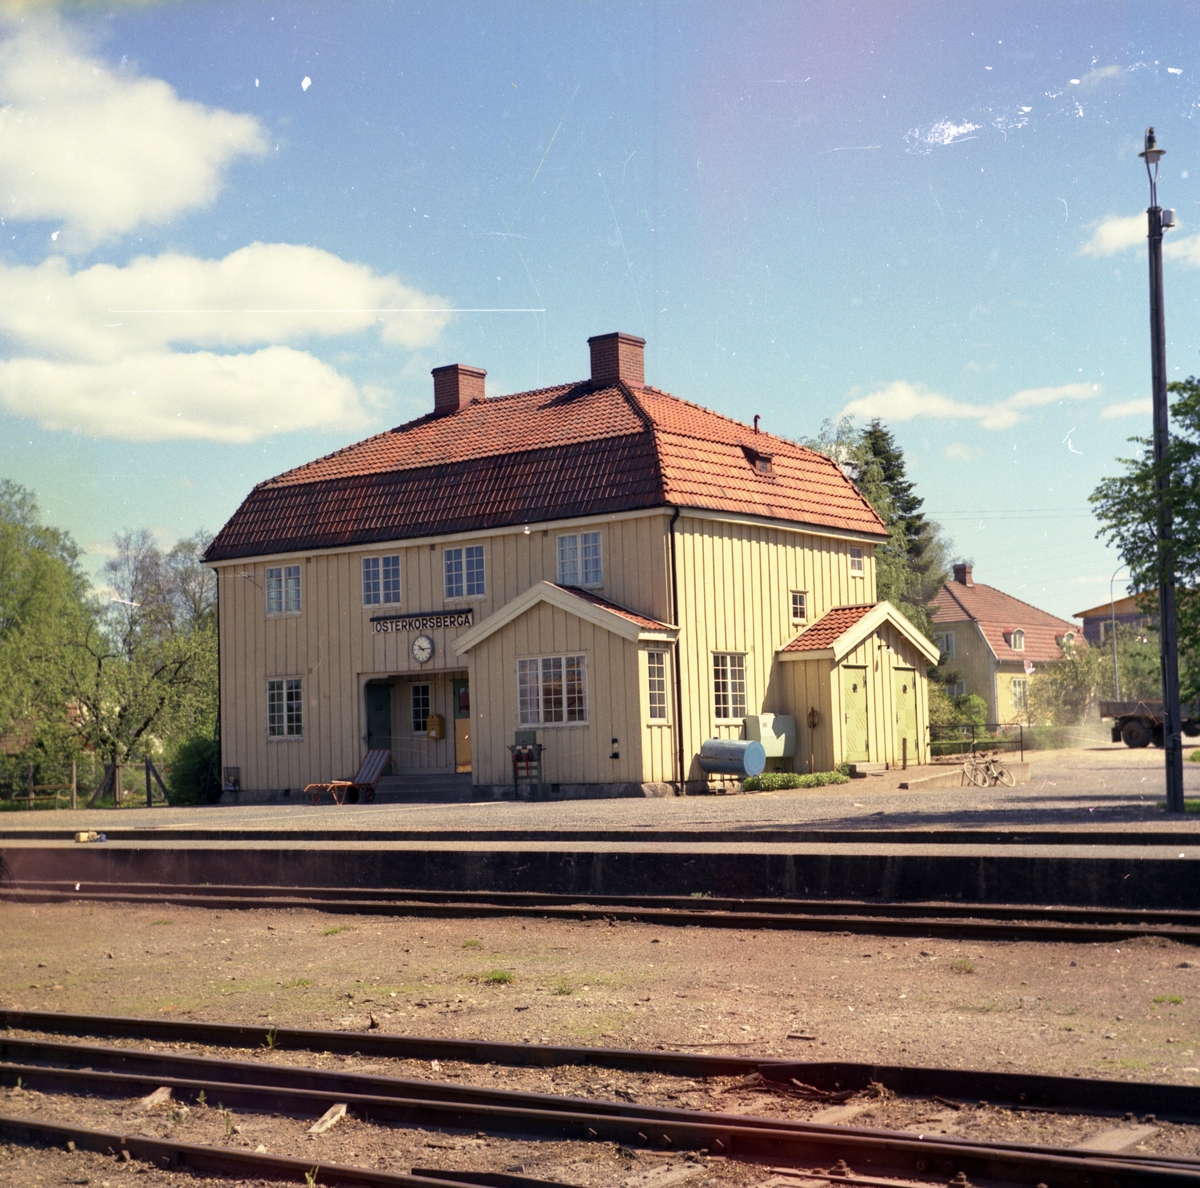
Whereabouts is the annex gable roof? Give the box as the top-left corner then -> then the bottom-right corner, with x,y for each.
931,578 -> 1081,664
453,581 -> 677,653
779,601 -> 940,664
205,378 -> 887,562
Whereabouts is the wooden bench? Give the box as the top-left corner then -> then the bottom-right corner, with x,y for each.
304,749 -> 391,805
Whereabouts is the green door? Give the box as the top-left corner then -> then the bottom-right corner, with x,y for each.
893,668 -> 917,765
365,683 -> 392,767
842,667 -> 869,762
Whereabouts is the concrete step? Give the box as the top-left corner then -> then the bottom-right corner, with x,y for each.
848,762 -> 887,777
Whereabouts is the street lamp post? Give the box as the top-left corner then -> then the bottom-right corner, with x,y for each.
1139,126 -> 1185,812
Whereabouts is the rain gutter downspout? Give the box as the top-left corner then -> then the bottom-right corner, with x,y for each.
668,505 -> 686,791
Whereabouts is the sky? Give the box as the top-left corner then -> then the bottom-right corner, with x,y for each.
1,2 -> 1198,621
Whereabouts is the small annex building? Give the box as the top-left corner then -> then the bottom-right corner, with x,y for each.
930,563 -> 1082,724
205,333 -> 938,799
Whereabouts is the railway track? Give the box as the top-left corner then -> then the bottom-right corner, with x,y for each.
4,880 -> 1200,943
3,1011 -> 1199,1187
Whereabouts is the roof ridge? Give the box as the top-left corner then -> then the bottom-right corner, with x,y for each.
617,382 -> 668,503
946,580 -> 1078,629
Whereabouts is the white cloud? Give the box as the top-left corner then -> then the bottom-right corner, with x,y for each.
1101,398 -> 1152,419
839,380 -> 1098,431
0,347 -> 370,443
944,443 -> 982,461
0,243 -> 452,361
904,118 -> 981,154
1164,234 -> 1200,266
1077,65 -> 1124,89
1080,214 -> 1145,256
0,22 -> 266,246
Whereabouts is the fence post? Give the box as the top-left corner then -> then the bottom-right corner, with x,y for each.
71,759 -> 77,811
27,762 -> 34,809
114,763 -> 122,807
145,756 -> 152,808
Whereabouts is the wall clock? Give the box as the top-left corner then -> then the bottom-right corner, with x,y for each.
412,634 -> 434,663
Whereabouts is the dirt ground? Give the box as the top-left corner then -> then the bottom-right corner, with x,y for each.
2,900 -> 1200,1185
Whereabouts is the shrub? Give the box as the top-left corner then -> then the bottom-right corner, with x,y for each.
743,771 -> 851,791
483,969 -> 513,984
166,733 -> 220,804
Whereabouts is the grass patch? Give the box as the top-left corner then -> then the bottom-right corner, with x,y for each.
950,958 -> 975,974
151,919 -> 172,926
461,939 -> 482,949
321,925 -> 355,937
1154,995 -> 1184,1005
1188,750 -> 1200,763
282,978 -> 312,989
954,1001 -> 998,1013
482,969 -> 514,985
743,771 -> 850,791
551,977 -> 574,996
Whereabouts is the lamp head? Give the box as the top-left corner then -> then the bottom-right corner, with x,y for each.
1140,126 -> 1165,166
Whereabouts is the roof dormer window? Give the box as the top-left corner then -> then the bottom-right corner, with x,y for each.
1010,629 -> 1025,651
742,446 -> 773,475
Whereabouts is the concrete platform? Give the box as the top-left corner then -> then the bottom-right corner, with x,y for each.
2,747 -> 1198,910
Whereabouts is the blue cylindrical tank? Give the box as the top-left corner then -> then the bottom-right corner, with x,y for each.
698,738 -> 767,777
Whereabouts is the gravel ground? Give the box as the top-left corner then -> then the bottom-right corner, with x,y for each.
5,746 -> 1199,835
3,898 -> 1200,1184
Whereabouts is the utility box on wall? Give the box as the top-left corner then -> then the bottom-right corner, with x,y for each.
744,714 -> 796,758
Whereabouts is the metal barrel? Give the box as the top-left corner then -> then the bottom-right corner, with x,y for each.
698,738 -> 766,777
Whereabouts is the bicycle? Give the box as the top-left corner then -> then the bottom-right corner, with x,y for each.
962,752 -> 1016,788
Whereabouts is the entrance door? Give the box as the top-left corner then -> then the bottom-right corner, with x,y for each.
365,683 -> 393,771
893,668 -> 917,766
452,678 -> 471,773
842,667 -> 869,762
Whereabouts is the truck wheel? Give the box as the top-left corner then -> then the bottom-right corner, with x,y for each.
1121,719 -> 1152,748
1184,721 -> 1200,738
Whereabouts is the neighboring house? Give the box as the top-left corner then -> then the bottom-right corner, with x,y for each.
930,564 -> 1081,724
205,332 -> 939,800
1074,594 -> 1154,645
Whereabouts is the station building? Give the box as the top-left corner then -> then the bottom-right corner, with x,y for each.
205,333 -> 939,799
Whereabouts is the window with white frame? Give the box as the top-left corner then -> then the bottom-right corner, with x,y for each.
556,531 -> 602,586
849,547 -> 864,574
948,679 -> 966,698
791,590 -> 808,622
411,684 -> 431,733
1010,629 -> 1025,651
713,653 -> 747,720
518,655 -> 588,724
1011,677 -> 1028,711
267,677 -> 303,737
266,564 -> 301,614
933,631 -> 956,659
444,545 -> 485,599
647,650 -> 668,719
362,555 -> 401,606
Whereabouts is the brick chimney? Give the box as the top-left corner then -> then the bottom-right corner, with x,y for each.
431,364 -> 486,416
952,563 -> 974,586
588,332 -> 645,387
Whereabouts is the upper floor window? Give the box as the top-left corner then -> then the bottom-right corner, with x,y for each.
791,591 -> 808,622
362,555 -> 401,606
849,547 -> 864,574
445,545 -> 485,599
713,653 -> 747,720
1011,629 -> 1025,652
266,564 -> 301,614
647,650 -> 668,720
933,631 -> 956,659
518,654 -> 588,724
557,531 -> 602,587
267,677 -> 303,737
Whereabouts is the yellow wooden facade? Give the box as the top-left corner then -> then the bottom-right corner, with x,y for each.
213,504 -> 936,797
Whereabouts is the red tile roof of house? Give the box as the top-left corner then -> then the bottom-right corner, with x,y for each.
207,380 -> 887,562
552,584 -> 673,632
781,604 -> 876,652
931,578 -> 1081,663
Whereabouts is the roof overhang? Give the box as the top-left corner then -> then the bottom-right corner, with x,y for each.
454,580 -> 678,654
778,600 -> 941,665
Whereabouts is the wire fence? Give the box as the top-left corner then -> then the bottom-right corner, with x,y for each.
928,722 -> 1025,762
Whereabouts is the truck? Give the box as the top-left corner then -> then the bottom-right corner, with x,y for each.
1100,700 -> 1200,748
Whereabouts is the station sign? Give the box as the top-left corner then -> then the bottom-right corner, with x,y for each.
370,610 -> 474,634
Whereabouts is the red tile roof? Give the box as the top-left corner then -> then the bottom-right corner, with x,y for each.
931,579 -> 1082,663
781,604 -> 876,652
552,584 -> 673,632
207,380 -> 886,562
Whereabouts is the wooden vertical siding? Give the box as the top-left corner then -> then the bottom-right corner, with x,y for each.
671,514 -> 876,781
467,602 -> 646,787
216,511 -> 672,793
781,659 -> 835,773
938,620 -> 1000,719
